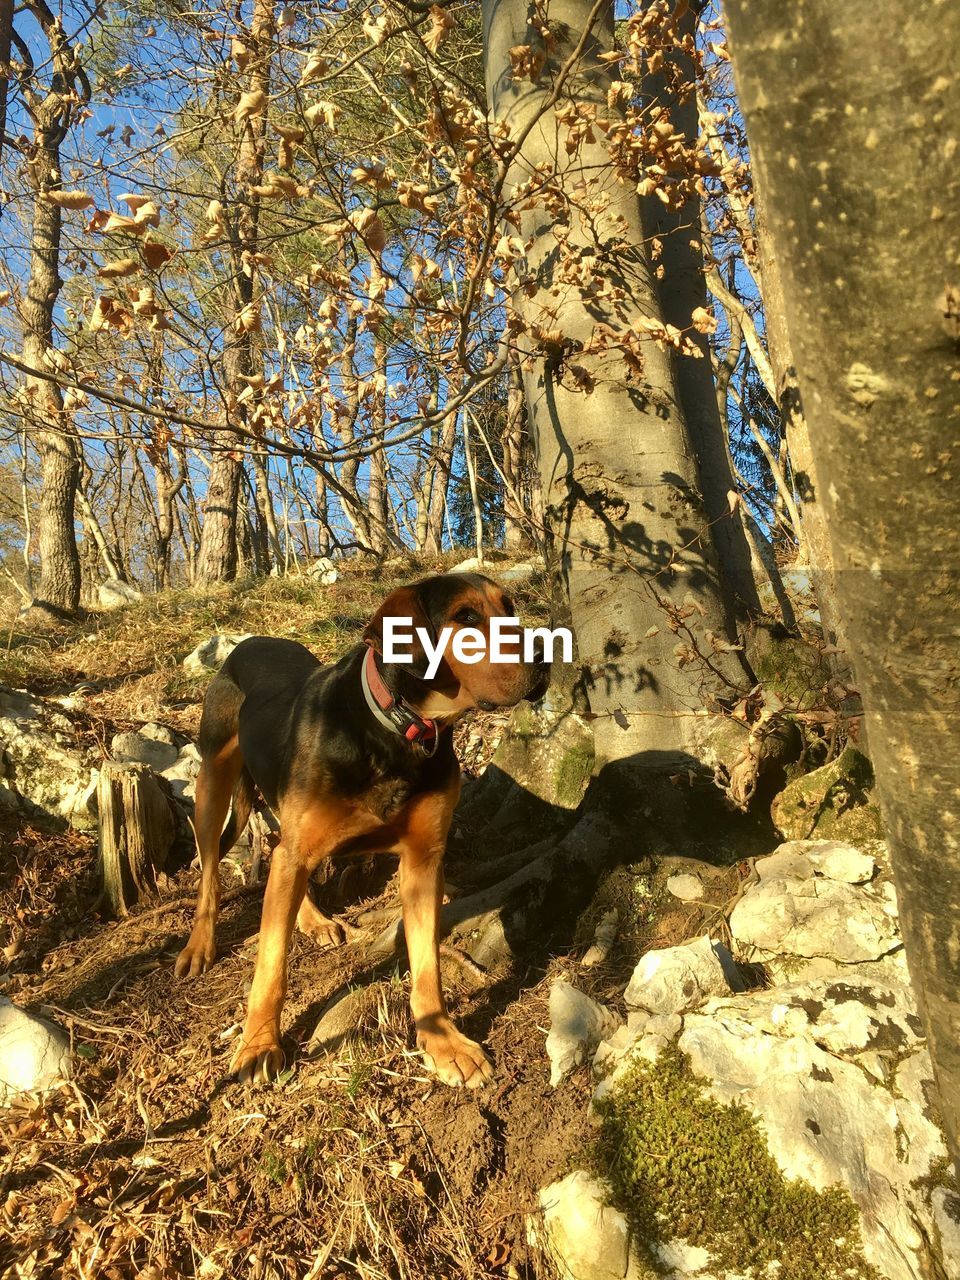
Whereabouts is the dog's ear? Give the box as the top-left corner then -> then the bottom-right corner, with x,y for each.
363,582 -> 435,677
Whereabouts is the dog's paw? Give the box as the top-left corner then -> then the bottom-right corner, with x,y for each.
231,1030 -> 286,1085
296,900 -> 345,949
418,1023 -> 494,1090
174,929 -> 216,978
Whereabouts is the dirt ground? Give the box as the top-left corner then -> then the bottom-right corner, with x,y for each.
0,572 -> 761,1280
0,788 -> 753,1280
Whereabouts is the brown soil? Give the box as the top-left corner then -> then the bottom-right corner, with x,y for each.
0,815 -> 599,1280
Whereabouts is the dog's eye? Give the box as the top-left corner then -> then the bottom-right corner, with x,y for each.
453,607 -> 481,625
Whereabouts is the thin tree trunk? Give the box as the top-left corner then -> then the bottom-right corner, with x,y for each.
501,361 -> 530,552
21,36 -> 85,617
196,0 -> 273,584
725,0 -> 960,1170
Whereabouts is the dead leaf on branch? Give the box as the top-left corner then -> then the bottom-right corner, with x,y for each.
508,44 -> 545,82
691,305 -> 717,335
348,208 -> 387,255
298,48 -> 329,86
97,258 -> 139,280
234,88 -> 266,126
43,190 -> 94,210
424,5 -> 455,53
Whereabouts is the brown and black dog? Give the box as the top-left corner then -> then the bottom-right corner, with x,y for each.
175,573 -> 548,1087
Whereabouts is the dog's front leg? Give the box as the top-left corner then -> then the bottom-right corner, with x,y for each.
399,843 -> 493,1089
232,842 -> 307,1084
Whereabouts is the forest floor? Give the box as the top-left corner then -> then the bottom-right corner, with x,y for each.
0,561 -> 759,1280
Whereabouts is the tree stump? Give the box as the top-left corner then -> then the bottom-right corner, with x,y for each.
97,762 -> 176,916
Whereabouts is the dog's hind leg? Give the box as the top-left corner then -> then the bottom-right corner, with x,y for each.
175,676 -> 244,978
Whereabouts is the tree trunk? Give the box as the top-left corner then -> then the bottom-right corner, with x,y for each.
725,0 -> 960,1170
501,361 -> 531,552
643,4 -> 761,618
752,200 -> 844,645
23,135 -> 81,616
97,763 -> 176,916
196,0 -> 273,584
482,0 -> 751,777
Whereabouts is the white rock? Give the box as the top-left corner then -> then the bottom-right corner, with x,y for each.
678,976 -> 952,1280
0,686 -> 97,829
98,578 -> 142,610
307,555 -> 339,586
666,873 -> 704,902
449,556 -> 483,573
533,1171 -> 633,1280
730,874 -> 899,963
624,936 -> 736,1015
0,1000 -> 71,1104
654,1238 -> 714,1277
182,634 -> 253,676
110,730 -> 179,773
757,839 -> 875,885
501,560 -> 540,582
161,743 -> 202,801
546,980 -> 620,1086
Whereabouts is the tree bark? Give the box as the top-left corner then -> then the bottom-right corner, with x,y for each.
196,0 -> 273,584
725,0 -> 960,1169
19,16 -> 86,616
483,0 -> 752,775
97,763 -> 176,916
643,3 -> 761,618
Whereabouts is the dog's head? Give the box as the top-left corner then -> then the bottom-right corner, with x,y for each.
363,572 -> 550,715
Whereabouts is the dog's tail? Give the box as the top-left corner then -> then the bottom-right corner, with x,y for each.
219,767 -> 256,857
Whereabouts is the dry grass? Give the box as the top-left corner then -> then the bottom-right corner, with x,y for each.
0,555 -> 584,1280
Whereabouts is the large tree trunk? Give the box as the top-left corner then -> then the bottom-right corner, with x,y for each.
725,0 -> 960,1170
482,0 -> 752,777
643,3 -> 761,619
197,0 -> 273,584
752,202 -> 844,644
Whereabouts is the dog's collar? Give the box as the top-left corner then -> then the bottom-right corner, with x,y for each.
361,644 -> 439,757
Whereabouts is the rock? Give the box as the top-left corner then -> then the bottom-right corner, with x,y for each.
678,975 -> 953,1280
0,999 -> 71,1104
98,578 -> 142,610
729,873 -> 899,964
307,556 -> 339,586
0,686 -> 98,829
756,838 -> 876,885
182,634 -> 253,676
449,555 -> 483,573
500,560 -> 541,582
546,980 -> 620,1086
161,743 -> 201,801
110,730 -> 179,773
532,1171 -> 634,1280
582,909 -> 619,968
624,936 -> 737,1015
665,873 -> 704,902
772,745 -> 882,842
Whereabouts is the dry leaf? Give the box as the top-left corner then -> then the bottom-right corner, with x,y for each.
424,5 -> 454,54
298,48 -> 328,86
235,88 -> 266,125
97,258 -> 138,279
43,190 -> 94,210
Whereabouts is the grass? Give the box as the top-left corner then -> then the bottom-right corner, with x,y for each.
0,554 -> 552,734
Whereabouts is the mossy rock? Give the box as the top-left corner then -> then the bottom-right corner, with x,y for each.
593,1045 -> 876,1280
772,745 -> 883,842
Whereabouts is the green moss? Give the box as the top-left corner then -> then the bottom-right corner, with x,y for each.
553,740 -> 596,808
751,634 -> 825,710
593,1046 -> 876,1280
774,746 -> 883,842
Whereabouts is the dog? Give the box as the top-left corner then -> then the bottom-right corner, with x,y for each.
175,572 -> 549,1087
